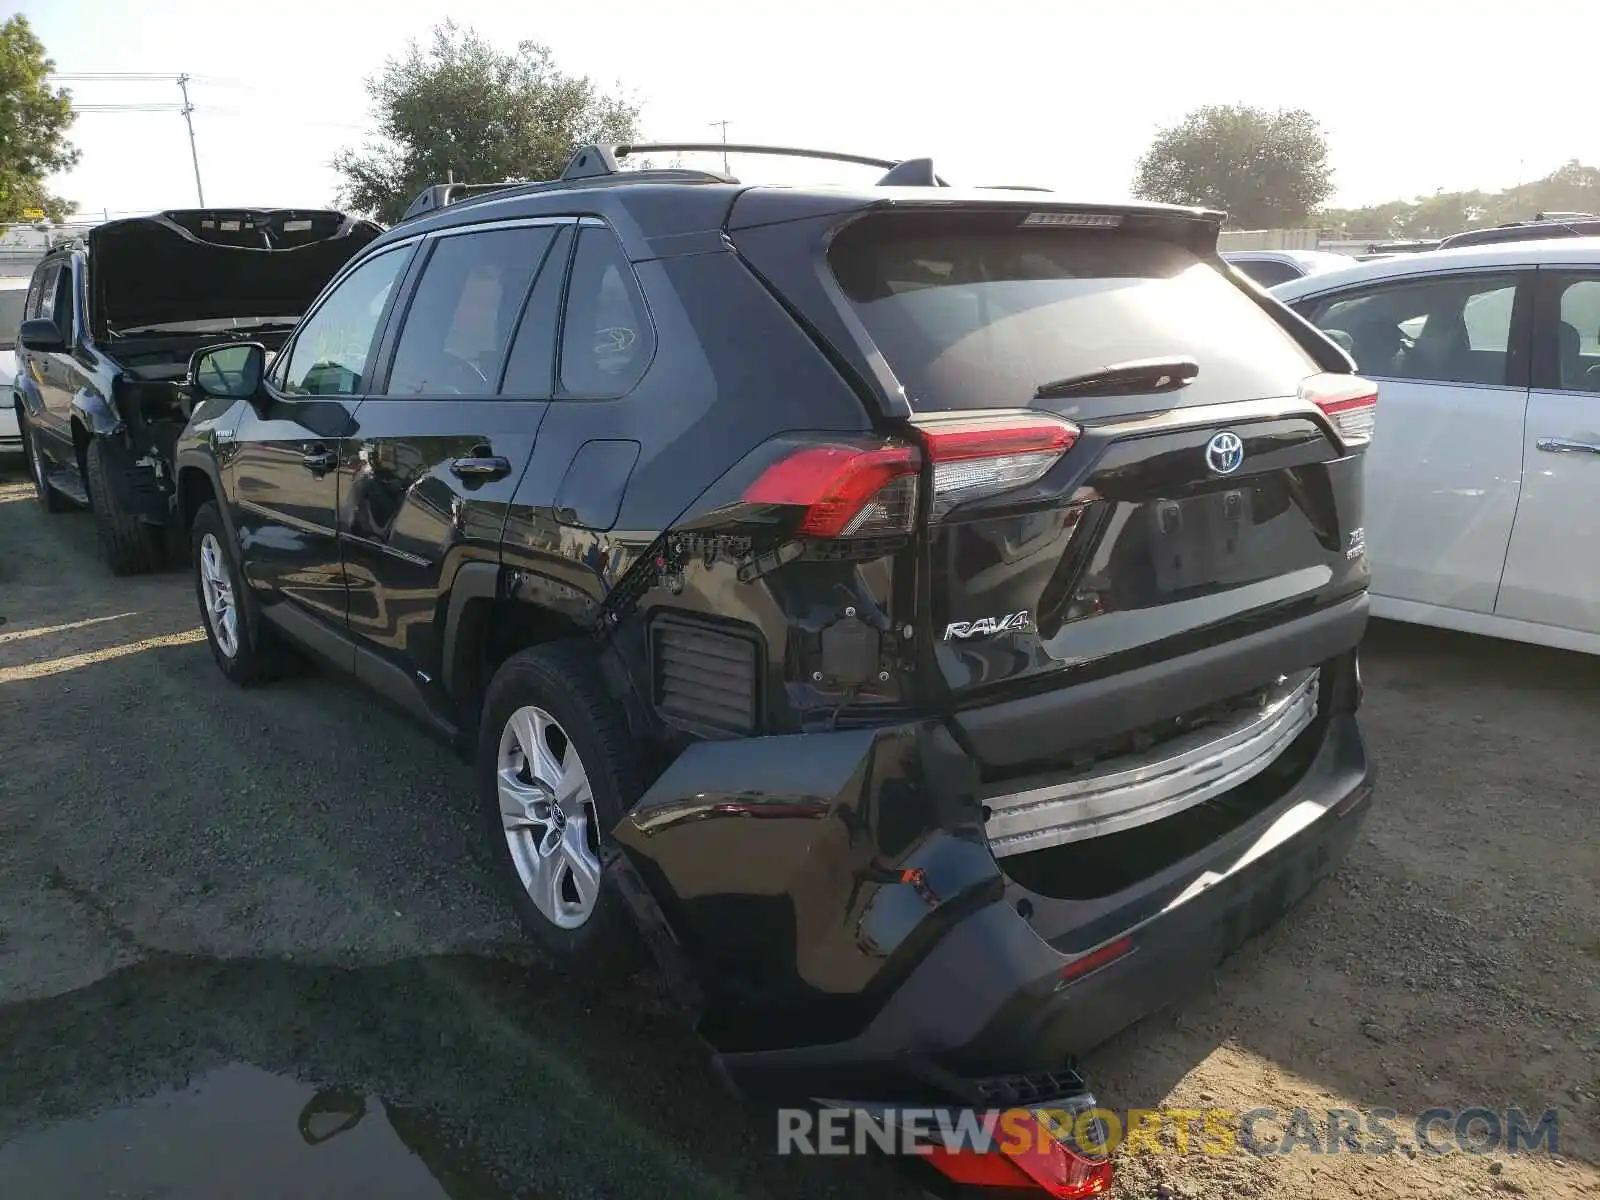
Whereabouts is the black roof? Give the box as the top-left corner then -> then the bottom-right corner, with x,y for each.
373,142 -> 1226,264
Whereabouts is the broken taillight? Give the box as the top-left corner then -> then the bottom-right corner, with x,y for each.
919,412 -> 1080,518
741,442 -> 921,538
923,1109 -> 1114,1197
739,412 -> 1080,538
1300,373 -> 1377,447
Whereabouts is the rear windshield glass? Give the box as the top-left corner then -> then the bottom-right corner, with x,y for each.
827,213 -> 1318,415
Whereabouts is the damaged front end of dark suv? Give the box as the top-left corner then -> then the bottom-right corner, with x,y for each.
15,209 -> 381,572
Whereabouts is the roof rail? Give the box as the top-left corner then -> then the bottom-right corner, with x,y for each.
398,141 -> 958,224
400,182 -> 526,222
616,142 -> 950,187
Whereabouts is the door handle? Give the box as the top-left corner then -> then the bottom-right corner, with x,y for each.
301,448 -> 337,471
450,455 -> 512,480
1535,438 -> 1600,456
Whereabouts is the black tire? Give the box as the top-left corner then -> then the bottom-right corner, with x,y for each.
477,640 -> 644,969
21,414 -> 70,513
191,500 -> 290,685
86,438 -> 165,575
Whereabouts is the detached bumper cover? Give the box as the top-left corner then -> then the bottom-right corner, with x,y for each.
709,713 -> 1373,1102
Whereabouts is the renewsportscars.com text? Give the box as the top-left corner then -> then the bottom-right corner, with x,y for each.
777,1106 -> 1560,1158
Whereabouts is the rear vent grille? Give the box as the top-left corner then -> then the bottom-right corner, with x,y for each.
651,615 -> 760,736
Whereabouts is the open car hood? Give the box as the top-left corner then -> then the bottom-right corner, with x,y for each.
87,209 -> 385,333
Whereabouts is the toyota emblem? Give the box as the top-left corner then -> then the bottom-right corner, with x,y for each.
1206,431 -> 1244,475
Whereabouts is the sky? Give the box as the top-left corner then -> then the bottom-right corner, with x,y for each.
24,0 -> 1596,221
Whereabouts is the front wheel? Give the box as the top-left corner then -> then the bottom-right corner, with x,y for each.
86,438 -> 165,575
477,641 -> 644,968
191,500 -> 288,685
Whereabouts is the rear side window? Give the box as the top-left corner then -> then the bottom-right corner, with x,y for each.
558,227 -> 654,397
826,214 -> 1318,415
386,225 -> 556,396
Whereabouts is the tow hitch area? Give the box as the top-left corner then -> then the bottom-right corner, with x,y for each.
803,1072 -> 1113,1198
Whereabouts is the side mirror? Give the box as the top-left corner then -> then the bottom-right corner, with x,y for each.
18,317 -> 65,353
189,341 -> 266,404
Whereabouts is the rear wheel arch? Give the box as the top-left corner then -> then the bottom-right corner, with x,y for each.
440,564 -> 652,742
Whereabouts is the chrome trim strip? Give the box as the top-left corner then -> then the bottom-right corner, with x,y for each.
983,670 -> 1320,858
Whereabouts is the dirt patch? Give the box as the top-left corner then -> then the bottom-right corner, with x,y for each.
1083,620 -> 1600,1198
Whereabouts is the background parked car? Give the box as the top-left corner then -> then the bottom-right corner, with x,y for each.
1274,237 -> 1600,654
13,209 -> 383,574
0,276 -> 28,453
1436,215 -> 1600,251
1223,248 -> 1355,287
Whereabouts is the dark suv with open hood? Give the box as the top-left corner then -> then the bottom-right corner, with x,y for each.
12,209 -> 382,573
171,144 -> 1377,1178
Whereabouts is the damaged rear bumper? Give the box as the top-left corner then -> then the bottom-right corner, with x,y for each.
613,660 -> 1374,1105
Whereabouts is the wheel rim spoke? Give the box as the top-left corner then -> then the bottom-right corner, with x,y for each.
554,741 -> 590,810
497,768 -> 544,831
559,820 -> 603,910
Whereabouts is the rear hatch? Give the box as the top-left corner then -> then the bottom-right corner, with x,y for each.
729,196 -> 1371,771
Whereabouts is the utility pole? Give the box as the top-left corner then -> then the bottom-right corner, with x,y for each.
176,74 -> 205,205
709,120 -> 732,174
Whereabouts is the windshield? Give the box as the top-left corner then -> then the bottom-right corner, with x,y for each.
827,213 -> 1318,415
0,288 -> 28,350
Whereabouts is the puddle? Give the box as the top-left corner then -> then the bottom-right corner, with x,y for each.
0,954 -> 923,1200
0,1064 -> 512,1199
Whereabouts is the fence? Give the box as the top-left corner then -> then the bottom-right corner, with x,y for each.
1216,228 -> 1322,252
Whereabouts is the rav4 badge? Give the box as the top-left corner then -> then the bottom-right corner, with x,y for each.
944,611 -> 1034,640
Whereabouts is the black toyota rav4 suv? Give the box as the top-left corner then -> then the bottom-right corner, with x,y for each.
175,143 -> 1376,1124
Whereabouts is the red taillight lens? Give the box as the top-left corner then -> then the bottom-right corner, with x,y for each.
1300,373 -> 1377,447
919,412 -> 1080,518
742,443 -> 920,538
923,1110 -> 1114,1197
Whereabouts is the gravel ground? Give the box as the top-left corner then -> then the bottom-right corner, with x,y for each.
1,462 -> 1596,1200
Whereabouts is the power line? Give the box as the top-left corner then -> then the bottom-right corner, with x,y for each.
72,104 -> 184,113
49,72 -> 182,81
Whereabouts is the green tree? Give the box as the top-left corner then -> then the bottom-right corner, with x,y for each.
0,15 -> 78,222
1133,105 -> 1333,229
333,21 -> 641,224
1321,159 -> 1600,239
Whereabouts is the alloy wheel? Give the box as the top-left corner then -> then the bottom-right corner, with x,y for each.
198,532 -> 240,658
496,705 -> 603,930
28,426 -> 48,494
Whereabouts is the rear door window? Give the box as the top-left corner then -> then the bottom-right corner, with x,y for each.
385,225 -> 556,397
825,213 -> 1319,416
